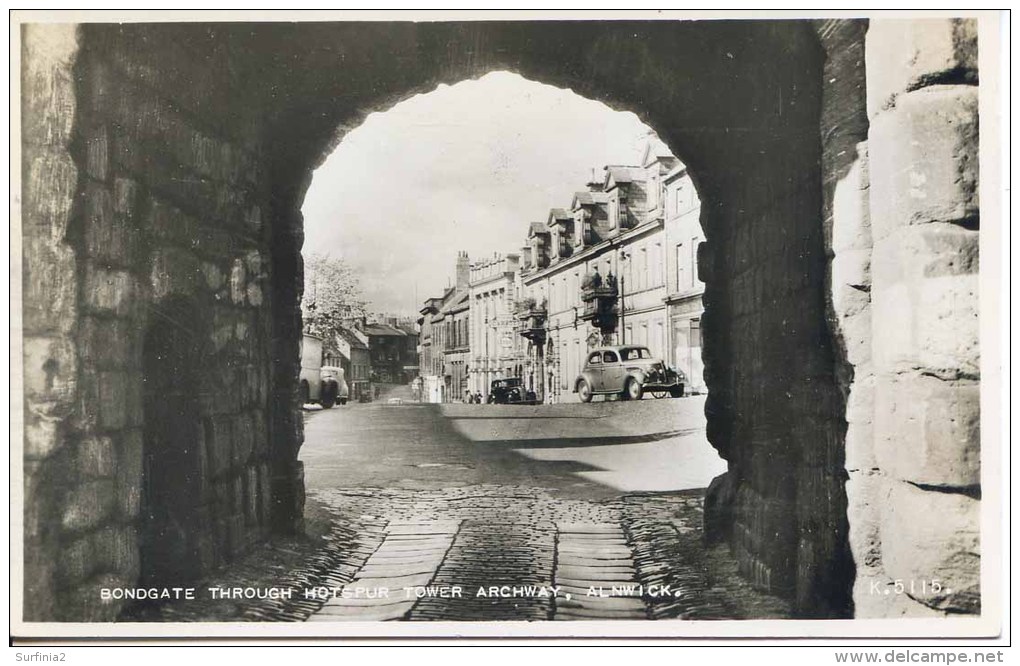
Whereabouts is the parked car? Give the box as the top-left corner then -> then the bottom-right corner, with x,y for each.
320,365 -> 349,407
574,345 -> 685,403
487,377 -> 537,405
299,334 -> 348,408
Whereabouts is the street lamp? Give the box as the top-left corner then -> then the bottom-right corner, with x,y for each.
618,249 -> 629,344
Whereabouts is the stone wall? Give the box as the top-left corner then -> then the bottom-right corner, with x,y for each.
854,18 -> 981,616
21,24 -> 284,621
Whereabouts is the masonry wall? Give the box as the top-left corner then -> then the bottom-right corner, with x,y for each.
22,24 -> 283,621
857,18 -> 981,615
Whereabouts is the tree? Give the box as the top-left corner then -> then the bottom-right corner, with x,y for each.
302,253 -> 368,342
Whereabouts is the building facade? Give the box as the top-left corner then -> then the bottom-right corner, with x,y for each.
335,326 -> 372,401
663,164 -> 707,393
468,253 -> 522,401
515,137 -> 687,403
417,252 -> 472,403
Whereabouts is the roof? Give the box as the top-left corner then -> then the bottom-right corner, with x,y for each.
395,321 -> 418,336
571,190 -> 609,208
362,323 -> 406,337
441,289 -> 469,315
640,135 -> 676,166
603,165 -> 645,189
547,208 -> 572,226
338,328 -> 369,350
528,222 -> 549,238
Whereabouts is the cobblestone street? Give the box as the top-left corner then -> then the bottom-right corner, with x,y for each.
136,391 -> 790,623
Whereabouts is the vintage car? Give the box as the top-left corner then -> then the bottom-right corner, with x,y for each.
299,334 -> 349,408
574,345 -> 685,402
487,377 -> 537,405
320,365 -> 350,407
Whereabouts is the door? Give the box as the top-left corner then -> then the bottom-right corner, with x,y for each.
601,349 -> 623,392
585,351 -> 603,391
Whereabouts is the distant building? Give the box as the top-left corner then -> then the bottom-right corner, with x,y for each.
516,136 -> 682,402
335,326 -> 372,402
417,251 -> 472,403
468,252 -> 522,401
363,320 -> 414,384
663,164 -> 706,393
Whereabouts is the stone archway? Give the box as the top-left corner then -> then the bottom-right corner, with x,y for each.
20,17 -> 982,622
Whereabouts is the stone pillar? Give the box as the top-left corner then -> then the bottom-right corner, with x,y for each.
20,23 -> 83,622
862,18 -> 980,616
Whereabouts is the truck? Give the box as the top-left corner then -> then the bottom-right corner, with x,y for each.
300,333 -> 348,408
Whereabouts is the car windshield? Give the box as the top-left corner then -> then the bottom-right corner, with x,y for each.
620,347 -> 653,361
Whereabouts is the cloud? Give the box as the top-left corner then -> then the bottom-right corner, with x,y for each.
301,71 -> 655,315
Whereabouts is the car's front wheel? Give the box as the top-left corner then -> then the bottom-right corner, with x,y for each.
625,378 -> 643,401
577,379 -> 593,403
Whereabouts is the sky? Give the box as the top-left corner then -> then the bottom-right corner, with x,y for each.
301,71 -> 659,317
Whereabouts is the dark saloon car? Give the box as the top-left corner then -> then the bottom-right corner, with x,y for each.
488,378 -> 537,405
574,345 -> 685,402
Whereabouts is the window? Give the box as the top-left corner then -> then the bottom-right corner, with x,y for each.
691,318 -> 702,348
609,198 -> 619,229
602,350 -> 619,364
588,352 -> 602,365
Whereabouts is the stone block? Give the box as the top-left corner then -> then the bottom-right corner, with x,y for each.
230,259 -> 248,305
880,480 -> 979,613
24,411 -> 63,460
113,177 -> 139,218
83,264 -> 136,318
22,335 -> 77,406
123,370 -> 145,427
80,316 -> 140,369
233,412 -> 255,467
831,248 -> 871,317
97,370 -> 129,429
63,573 -> 130,623
92,525 -> 140,580
874,374 -> 980,488
150,246 -> 204,300
21,24 -> 79,148
872,223 -> 979,286
866,19 -> 978,118
57,535 -> 94,586
78,435 -> 117,478
207,416 -> 234,477
845,471 -> 883,577
830,142 -> 871,254
837,306 -> 872,368
872,273 -> 979,380
84,126 -> 110,182
23,233 -> 78,335
61,479 -> 116,532
202,261 -> 225,291
869,86 -> 978,238
116,429 -> 144,520
843,375 -> 876,471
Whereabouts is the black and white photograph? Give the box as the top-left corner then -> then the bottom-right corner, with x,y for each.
11,10 -> 1006,644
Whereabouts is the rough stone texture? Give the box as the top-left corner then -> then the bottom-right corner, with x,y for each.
880,481 -> 980,613
860,18 -> 981,618
874,375 -> 980,488
870,86 -> 979,237
865,19 -> 978,119
19,18 -> 981,622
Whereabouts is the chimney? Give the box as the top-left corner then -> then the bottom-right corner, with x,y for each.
586,167 -> 604,193
456,250 -> 470,290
